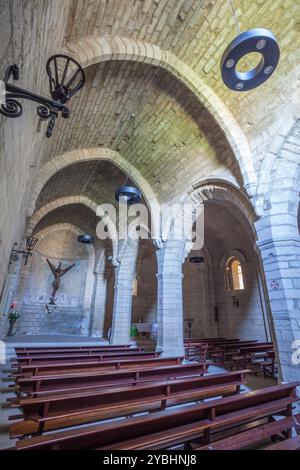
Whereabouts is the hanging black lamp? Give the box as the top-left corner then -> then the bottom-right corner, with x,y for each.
115,185 -> 142,205
77,234 -> 94,244
221,1 -> 279,91
221,28 -> 280,91
0,54 -> 85,137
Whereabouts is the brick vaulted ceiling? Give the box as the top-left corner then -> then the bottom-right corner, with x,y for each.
61,0 -> 300,143
3,1 -> 299,241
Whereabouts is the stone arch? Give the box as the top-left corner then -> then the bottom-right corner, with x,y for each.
160,179 -> 258,250
29,147 -> 161,241
220,249 -> 248,270
189,179 -> 258,229
28,196 -> 118,263
62,36 -> 256,195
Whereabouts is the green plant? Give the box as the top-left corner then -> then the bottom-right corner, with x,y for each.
130,325 -> 138,338
8,311 -> 20,320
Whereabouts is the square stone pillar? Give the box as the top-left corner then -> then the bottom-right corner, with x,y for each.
91,274 -> 107,338
256,227 -> 300,383
110,240 -> 139,345
155,240 -> 185,358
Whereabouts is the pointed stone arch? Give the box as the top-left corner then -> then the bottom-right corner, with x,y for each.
29,147 -> 161,242
27,196 -> 118,263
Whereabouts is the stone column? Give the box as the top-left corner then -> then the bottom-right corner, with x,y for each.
91,253 -> 107,338
256,222 -> 300,383
255,121 -> 300,383
110,239 -> 139,345
80,245 -> 95,336
155,240 -> 186,357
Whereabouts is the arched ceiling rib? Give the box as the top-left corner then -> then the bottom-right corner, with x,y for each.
39,60 -> 241,204
32,204 -> 111,253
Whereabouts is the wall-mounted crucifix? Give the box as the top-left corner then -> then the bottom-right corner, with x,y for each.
46,259 -> 75,305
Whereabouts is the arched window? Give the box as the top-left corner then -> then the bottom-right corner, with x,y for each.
226,257 -> 244,291
132,277 -> 138,296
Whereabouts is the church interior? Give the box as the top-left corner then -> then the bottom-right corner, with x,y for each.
0,0 -> 300,453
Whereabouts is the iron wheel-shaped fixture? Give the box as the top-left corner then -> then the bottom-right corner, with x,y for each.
0,54 -> 85,137
115,185 -> 142,205
77,234 -> 95,244
221,28 -> 280,91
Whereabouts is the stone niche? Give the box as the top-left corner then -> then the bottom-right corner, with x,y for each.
17,229 -> 91,336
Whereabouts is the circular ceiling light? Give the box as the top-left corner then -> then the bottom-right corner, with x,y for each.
115,185 -> 142,205
77,234 -> 94,244
221,28 -> 280,91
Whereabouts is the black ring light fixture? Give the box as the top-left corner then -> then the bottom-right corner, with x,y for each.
77,234 -> 95,244
115,185 -> 142,205
221,28 -> 280,91
0,54 -> 85,137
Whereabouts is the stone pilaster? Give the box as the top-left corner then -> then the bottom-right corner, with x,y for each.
155,240 -> 185,357
91,258 -> 108,338
256,229 -> 300,383
110,239 -> 139,345
80,246 -> 96,336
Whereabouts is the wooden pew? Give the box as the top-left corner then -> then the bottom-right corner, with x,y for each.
12,351 -> 157,367
264,434 -> 300,450
195,414 -> 300,450
210,341 -> 264,364
261,351 -> 277,378
15,344 -> 131,354
15,345 -> 134,357
184,338 -> 228,342
12,356 -> 186,378
13,382 -> 299,450
185,338 -> 240,347
233,344 -> 274,370
13,362 -> 208,397
9,370 -> 249,437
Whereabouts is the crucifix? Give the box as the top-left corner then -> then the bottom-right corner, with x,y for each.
46,259 -> 75,305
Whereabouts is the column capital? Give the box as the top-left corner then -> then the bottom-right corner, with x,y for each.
156,271 -> 184,281
256,237 -> 300,251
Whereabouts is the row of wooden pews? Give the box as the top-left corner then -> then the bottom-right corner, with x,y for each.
4,343 -> 299,450
185,337 -> 278,377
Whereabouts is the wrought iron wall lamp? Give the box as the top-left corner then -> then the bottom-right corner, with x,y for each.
0,55 -> 85,137
9,237 -> 38,266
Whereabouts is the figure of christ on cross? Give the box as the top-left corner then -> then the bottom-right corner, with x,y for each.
46,259 -> 76,305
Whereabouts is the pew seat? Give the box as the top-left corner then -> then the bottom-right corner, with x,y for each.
10,371 -> 248,437
12,362 -> 208,397
12,351 -> 157,367
12,356 -> 185,378
265,434 -> 300,450
13,383 -> 299,450
196,415 -> 299,450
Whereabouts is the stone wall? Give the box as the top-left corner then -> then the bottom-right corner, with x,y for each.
183,253 -> 215,338
16,251 -> 88,336
0,0 -> 69,296
213,260 -> 270,342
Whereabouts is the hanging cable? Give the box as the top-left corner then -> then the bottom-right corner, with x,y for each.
228,0 -> 240,34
